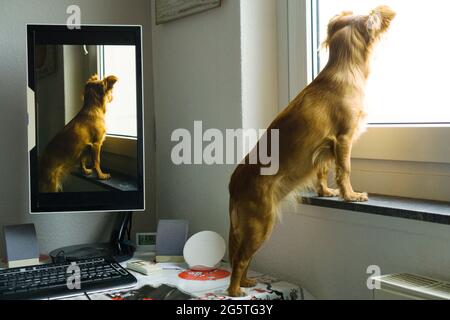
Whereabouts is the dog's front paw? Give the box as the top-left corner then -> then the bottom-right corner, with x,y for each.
97,173 -> 111,180
344,192 -> 368,202
318,188 -> 340,198
82,168 -> 93,176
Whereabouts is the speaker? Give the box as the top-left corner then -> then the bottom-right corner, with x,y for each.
3,224 -> 40,268
155,220 -> 189,263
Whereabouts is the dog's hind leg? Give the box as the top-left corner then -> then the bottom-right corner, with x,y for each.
240,259 -> 257,288
41,170 -> 62,193
227,203 -> 276,297
39,163 -> 61,193
228,206 -> 256,289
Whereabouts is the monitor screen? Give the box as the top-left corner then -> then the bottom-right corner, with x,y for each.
27,25 -> 144,213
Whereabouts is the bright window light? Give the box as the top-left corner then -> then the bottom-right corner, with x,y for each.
101,45 -> 137,137
316,0 -> 450,124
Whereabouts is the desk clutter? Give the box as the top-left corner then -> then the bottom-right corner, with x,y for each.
1,220 -> 313,300
126,260 -> 162,275
178,269 -> 231,281
112,224 -> 311,301
100,284 -> 194,300
68,258 -> 310,300
3,224 -> 40,268
155,220 -> 189,263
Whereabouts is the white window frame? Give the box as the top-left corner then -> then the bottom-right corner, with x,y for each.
278,0 -> 450,202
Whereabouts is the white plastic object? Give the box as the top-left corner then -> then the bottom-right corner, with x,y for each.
183,231 -> 226,271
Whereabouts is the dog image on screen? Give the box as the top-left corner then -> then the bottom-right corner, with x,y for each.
39,74 -> 118,193
227,6 -> 396,297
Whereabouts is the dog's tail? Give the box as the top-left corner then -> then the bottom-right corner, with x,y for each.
228,198 -> 240,266
39,156 -> 64,193
312,136 -> 337,169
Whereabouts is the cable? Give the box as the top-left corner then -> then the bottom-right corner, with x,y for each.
127,213 -> 133,241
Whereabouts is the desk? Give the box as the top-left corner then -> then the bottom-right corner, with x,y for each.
65,253 -> 314,300
1,254 -> 314,300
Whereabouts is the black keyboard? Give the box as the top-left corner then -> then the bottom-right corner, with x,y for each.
0,257 -> 137,300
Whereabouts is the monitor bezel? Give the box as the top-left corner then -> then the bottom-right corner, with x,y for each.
27,24 -> 145,214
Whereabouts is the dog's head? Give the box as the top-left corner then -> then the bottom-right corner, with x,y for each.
323,6 -> 396,53
83,74 -> 118,107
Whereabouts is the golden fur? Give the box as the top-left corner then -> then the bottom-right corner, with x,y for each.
227,6 -> 396,297
39,74 -> 118,193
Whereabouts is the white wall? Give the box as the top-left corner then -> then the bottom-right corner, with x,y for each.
152,0 -> 242,239
0,0 -> 156,256
152,0 -> 281,238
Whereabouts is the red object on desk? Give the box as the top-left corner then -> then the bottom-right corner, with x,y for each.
178,269 -> 230,281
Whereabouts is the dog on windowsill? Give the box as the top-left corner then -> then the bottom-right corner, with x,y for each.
39,74 -> 118,193
227,6 -> 396,297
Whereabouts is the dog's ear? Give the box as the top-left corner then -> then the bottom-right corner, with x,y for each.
322,11 -> 354,48
103,75 -> 118,91
366,6 -> 396,36
88,74 -> 100,82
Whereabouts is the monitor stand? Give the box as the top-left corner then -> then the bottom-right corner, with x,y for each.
49,212 -> 135,263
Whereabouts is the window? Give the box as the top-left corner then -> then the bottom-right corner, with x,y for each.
98,45 -> 137,137
316,0 -> 450,125
278,0 -> 450,202
97,45 -> 138,163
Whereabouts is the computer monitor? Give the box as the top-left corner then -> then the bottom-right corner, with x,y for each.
27,25 -> 145,214
26,25 -> 145,261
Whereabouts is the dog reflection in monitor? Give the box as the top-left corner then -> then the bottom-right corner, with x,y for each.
39,74 -> 118,193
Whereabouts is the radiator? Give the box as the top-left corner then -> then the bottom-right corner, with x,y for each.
373,274 -> 450,300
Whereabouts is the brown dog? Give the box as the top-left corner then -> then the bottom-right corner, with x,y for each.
227,6 -> 396,297
39,74 -> 118,193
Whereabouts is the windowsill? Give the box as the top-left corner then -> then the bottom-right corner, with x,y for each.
72,171 -> 138,192
301,193 -> 450,226
102,135 -> 137,158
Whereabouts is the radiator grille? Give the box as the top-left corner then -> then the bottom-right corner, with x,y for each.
375,274 -> 450,300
